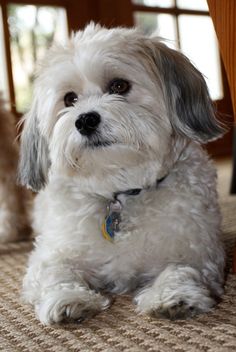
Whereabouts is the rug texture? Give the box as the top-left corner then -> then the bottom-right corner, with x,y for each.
0,160 -> 236,352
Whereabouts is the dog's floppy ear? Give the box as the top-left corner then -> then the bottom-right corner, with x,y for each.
18,101 -> 50,192
148,39 -> 224,142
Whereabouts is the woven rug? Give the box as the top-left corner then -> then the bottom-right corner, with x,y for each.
0,159 -> 236,352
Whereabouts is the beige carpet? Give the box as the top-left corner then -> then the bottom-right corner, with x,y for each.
0,159 -> 236,352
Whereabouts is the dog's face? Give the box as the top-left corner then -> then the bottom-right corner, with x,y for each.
19,23 -> 223,192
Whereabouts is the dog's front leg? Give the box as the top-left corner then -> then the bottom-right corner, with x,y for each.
134,264 -> 216,319
23,256 -> 111,325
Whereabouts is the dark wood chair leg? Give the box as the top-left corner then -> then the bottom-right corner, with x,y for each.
230,126 -> 236,194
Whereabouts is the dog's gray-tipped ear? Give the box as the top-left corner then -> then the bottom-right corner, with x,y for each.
149,40 -> 225,143
18,107 -> 50,192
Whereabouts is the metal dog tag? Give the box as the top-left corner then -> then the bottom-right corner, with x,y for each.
102,200 -> 122,242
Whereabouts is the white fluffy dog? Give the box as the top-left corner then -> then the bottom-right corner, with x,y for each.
19,23 -> 225,325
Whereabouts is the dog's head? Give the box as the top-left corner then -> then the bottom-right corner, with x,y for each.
18,23 -> 223,192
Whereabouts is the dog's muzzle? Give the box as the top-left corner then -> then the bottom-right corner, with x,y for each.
75,111 -> 101,136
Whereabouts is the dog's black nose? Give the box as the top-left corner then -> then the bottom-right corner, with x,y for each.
75,112 -> 101,136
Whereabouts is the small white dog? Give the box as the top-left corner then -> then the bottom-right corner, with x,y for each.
19,23 -> 225,325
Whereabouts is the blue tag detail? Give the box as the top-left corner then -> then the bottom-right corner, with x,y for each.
102,200 -> 122,242
105,215 -> 115,239
102,215 -> 116,241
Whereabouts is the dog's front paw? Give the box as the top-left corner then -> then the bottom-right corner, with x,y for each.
135,288 -> 215,319
35,283 -> 111,325
134,265 -> 216,319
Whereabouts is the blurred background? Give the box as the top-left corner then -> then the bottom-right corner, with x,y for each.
0,0 -> 234,157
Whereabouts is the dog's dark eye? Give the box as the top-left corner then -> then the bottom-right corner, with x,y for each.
64,92 -> 78,107
108,79 -> 130,95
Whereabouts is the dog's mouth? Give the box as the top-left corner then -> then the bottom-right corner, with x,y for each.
85,138 -> 114,149
89,140 -> 113,148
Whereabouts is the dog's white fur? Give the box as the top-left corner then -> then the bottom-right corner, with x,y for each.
0,95 -> 30,242
19,24 -> 225,325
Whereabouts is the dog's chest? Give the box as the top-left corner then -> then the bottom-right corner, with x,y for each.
100,192 -> 151,243
102,189 -> 164,242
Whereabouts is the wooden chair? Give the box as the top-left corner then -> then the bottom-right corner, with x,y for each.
207,0 -> 236,272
